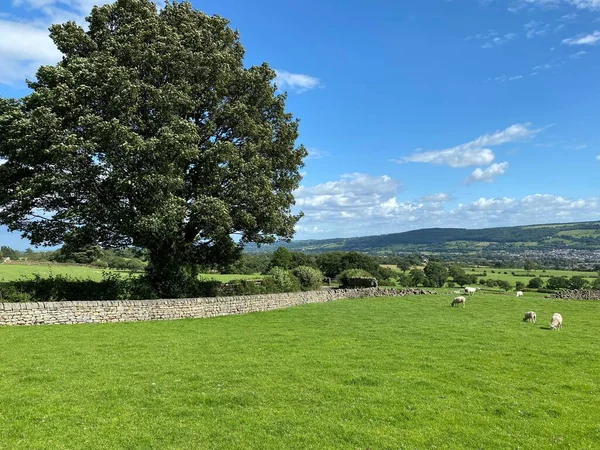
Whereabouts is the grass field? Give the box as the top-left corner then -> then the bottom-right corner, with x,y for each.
464,267 -> 598,285
1,292 -> 599,448
0,263 -> 261,283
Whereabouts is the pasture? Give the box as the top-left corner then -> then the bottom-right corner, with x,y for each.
463,267 -> 598,285
1,291 -> 599,448
0,263 -> 261,283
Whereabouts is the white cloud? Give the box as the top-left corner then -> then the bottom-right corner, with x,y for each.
419,193 -> 451,203
562,30 -> 600,45
467,162 -> 509,183
561,13 -> 578,20
274,70 -> 321,93
398,123 -> 540,168
294,173 -> 400,212
486,74 -> 523,83
469,30 -> 518,48
305,148 -> 330,160
570,50 -> 588,58
0,19 -> 62,85
514,0 -> 600,10
0,1 -> 116,86
525,21 -> 551,38
293,174 -> 600,238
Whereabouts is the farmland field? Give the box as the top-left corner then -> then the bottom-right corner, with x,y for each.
0,263 -> 261,283
1,292 -> 599,449
463,267 -> 598,285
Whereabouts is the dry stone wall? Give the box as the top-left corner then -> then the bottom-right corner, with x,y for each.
0,288 -> 435,326
547,289 -> 600,300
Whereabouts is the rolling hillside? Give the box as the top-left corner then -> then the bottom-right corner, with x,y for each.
247,221 -> 600,254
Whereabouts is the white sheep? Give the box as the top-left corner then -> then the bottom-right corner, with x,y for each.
523,311 -> 536,323
451,296 -> 466,308
464,287 -> 477,296
516,291 -> 523,297
550,313 -> 563,330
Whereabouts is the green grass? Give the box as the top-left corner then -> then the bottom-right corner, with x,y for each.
0,263 -> 261,283
465,267 -> 598,284
0,263 -> 119,281
1,292 -> 600,448
557,229 -> 600,238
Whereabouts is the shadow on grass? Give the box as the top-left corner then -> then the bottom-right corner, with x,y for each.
539,326 -> 552,330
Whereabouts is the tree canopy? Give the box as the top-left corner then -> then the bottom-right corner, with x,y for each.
0,0 -> 306,296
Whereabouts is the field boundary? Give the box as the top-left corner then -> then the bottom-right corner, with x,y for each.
0,288 -> 434,326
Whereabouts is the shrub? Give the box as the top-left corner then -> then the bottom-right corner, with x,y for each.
497,280 -> 512,291
338,269 -> 372,287
527,277 -> 544,289
343,277 -> 378,288
92,259 -> 109,269
0,285 -> 33,302
125,259 -> 146,272
546,276 -> 570,290
292,266 -> 323,291
515,281 -> 525,291
267,267 -> 301,293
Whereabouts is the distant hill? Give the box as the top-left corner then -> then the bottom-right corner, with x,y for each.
246,221 -> 600,254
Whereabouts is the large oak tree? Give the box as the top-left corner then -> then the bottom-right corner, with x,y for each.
0,0 -> 306,296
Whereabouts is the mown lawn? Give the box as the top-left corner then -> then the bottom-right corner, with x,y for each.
1,292 -> 599,449
0,263 -> 261,283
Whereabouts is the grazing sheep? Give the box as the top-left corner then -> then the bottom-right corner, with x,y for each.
550,313 -> 563,330
516,290 -> 523,297
464,287 -> 477,296
523,311 -> 536,323
451,296 -> 466,308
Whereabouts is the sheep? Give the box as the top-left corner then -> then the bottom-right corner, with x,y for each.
451,296 -> 466,308
550,313 -> 563,330
464,287 -> 477,296
516,291 -> 523,297
523,311 -> 536,323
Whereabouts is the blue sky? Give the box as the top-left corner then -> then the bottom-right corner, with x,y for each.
1,0 -> 600,249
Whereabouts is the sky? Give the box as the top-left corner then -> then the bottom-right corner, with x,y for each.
1,0 -> 600,250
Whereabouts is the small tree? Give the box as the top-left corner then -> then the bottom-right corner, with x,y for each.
397,261 -> 411,272
527,277 -> 544,289
569,276 -> 589,290
409,268 -> 427,287
497,280 -> 512,291
515,281 -> 526,291
546,276 -> 570,290
292,266 -> 323,291
270,247 -> 294,270
523,260 -> 536,272
424,261 -> 449,288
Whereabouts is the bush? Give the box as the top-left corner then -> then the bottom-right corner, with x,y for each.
343,277 -> 378,288
546,276 -> 570,290
497,280 -> 512,291
267,267 -> 301,293
292,266 -> 323,291
338,269 -> 372,287
92,259 -> 109,269
515,281 -> 525,291
397,273 -> 412,287
0,285 -> 33,302
527,277 -> 544,289
124,259 -> 146,272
